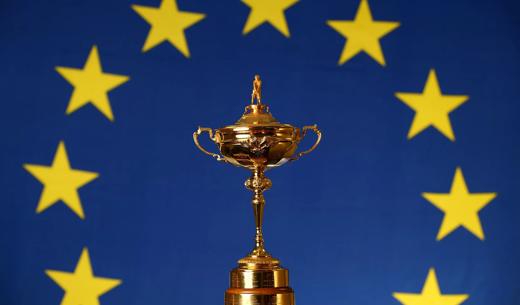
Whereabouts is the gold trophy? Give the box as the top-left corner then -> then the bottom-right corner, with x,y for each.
193,75 -> 321,305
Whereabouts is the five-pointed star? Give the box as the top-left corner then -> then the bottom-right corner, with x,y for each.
241,0 -> 299,37
393,268 -> 469,305
395,69 -> 468,141
46,248 -> 121,305
56,46 -> 129,122
132,0 -> 205,56
422,167 -> 496,240
23,142 -> 99,219
327,0 -> 399,66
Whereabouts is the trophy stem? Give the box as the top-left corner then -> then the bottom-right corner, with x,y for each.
245,166 -> 272,259
228,166 -> 293,305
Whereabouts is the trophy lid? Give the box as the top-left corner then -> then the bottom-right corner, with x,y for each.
214,75 -> 298,147
224,75 -> 291,128
235,104 -> 280,125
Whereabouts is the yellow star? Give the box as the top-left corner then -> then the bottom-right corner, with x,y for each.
132,0 -> 205,56
327,0 -> 399,65
56,46 -> 129,122
241,0 -> 299,37
395,69 -> 468,141
23,142 -> 99,219
423,167 -> 497,240
393,268 -> 469,305
46,248 -> 121,305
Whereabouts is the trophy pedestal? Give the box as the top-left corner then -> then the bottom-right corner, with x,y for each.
225,259 -> 294,305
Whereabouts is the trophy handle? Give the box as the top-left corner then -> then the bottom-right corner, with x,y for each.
193,127 -> 227,162
289,125 -> 322,161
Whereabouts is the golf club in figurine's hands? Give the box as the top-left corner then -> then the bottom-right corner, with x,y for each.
193,75 -> 321,305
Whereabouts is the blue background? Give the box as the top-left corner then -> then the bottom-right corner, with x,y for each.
1,0 -> 520,304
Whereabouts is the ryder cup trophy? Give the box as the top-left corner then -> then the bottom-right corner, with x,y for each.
193,75 -> 321,305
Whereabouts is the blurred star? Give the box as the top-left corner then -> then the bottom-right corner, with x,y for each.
242,0 -> 299,37
393,268 -> 469,305
46,248 -> 121,305
395,69 -> 468,141
56,46 -> 129,122
327,0 -> 399,65
23,142 -> 99,219
132,0 -> 205,56
422,167 -> 496,240
55,46 -> 129,121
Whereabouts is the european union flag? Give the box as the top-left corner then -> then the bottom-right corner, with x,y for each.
2,0 -> 519,304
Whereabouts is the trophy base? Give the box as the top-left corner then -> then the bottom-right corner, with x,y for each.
224,259 -> 294,305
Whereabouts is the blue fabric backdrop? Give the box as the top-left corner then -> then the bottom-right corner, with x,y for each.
1,0 -> 519,304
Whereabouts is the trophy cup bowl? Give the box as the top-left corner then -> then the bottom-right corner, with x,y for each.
193,76 -> 321,305
194,103 -> 321,169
